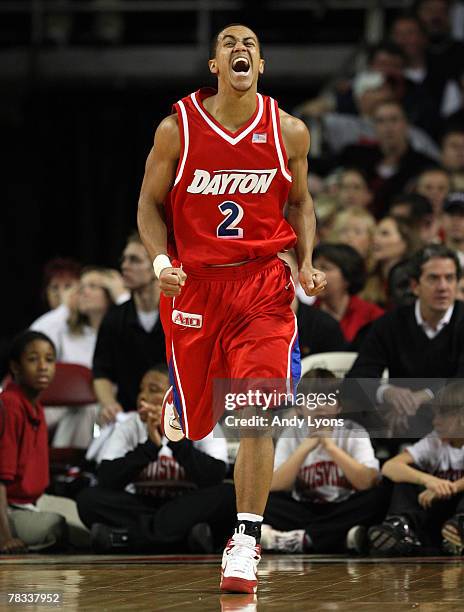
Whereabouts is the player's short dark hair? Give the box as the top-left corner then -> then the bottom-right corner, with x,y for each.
210,23 -> 262,59
313,243 -> 366,295
9,330 -> 56,369
410,244 -> 461,281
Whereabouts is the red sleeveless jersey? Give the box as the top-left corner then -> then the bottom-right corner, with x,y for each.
165,88 -> 296,267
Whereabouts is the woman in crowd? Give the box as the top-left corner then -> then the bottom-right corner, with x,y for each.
30,266 -> 127,448
313,243 -> 384,343
41,257 -> 81,312
337,167 -> 373,210
362,215 -> 418,307
329,207 -> 376,261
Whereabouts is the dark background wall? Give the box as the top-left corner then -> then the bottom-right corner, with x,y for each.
1,0 -> 407,369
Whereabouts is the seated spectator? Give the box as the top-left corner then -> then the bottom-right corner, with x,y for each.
389,192 -> 438,244
41,257 -> 81,312
93,231 -> 166,425
387,259 -> 416,309
362,216 -> 417,307
339,100 -> 437,217
442,192 -> 464,266
346,244 -> 464,437
414,166 -> 451,219
261,370 -> 387,554
31,266 -> 124,448
390,12 -> 454,131
312,243 -> 384,343
443,70 -> 464,134
329,207 -> 376,260
76,365 -> 228,553
458,274 -> 464,301
337,168 -> 373,210
279,250 -> 346,356
0,331 -> 88,553
415,0 -> 464,89
368,381 -> 464,556
313,194 -> 339,242
441,128 -> 464,188
303,69 -> 439,162
299,41 -> 439,145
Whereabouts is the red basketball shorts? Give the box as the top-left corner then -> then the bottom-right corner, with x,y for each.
159,255 -> 301,440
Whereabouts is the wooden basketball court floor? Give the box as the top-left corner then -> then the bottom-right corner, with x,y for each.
1,554 -> 463,611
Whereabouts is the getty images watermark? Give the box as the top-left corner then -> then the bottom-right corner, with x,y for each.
211,378 -> 347,437
222,389 -> 344,430
211,377 -> 462,439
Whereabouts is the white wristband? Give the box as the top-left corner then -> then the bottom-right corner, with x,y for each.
153,254 -> 172,279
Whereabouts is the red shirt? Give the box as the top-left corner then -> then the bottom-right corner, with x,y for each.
165,88 -> 296,267
0,382 -> 49,504
316,295 -> 384,342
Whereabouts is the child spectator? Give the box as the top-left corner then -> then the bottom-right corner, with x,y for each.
369,381 -> 464,555
261,370 -> 387,555
77,365 -> 229,553
313,243 -> 384,343
0,332 -> 67,553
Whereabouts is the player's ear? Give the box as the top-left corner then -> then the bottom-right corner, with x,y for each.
258,59 -> 265,75
209,59 -> 218,75
410,278 -> 419,297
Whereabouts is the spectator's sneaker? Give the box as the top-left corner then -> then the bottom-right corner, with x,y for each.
260,524 -> 305,553
161,386 -> 185,442
188,522 -> 214,554
442,514 -> 464,555
90,523 -> 129,553
346,525 -> 368,555
220,526 -> 261,594
368,516 -> 422,556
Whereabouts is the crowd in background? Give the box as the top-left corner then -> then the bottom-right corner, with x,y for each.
2,0 -> 464,559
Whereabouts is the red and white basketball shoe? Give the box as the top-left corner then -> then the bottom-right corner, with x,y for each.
220,526 -> 261,594
161,386 -> 185,442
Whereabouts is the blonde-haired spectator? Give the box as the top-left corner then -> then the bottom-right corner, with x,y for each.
330,207 -> 376,261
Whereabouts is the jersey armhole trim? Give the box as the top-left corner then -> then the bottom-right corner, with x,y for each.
270,98 -> 292,183
173,100 -> 189,187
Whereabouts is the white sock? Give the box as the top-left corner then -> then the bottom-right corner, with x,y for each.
237,513 -> 263,523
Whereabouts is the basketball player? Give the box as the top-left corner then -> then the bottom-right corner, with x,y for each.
137,24 -> 326,594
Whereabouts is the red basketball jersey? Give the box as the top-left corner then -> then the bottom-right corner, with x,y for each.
165,88 -> 296,267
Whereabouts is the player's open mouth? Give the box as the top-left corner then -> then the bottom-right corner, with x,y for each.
231,56 -> 251,74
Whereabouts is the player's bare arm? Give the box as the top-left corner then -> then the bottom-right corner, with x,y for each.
280,110 -> 326,296
137,114 -> 187,297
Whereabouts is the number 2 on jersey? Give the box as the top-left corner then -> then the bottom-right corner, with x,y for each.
216,201 -> 244,239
